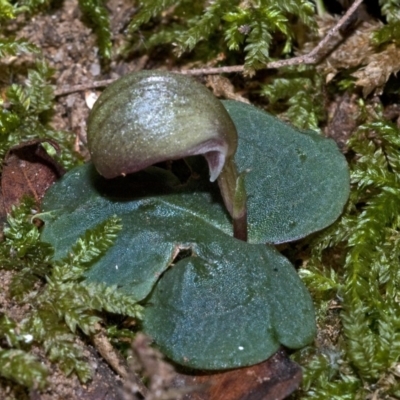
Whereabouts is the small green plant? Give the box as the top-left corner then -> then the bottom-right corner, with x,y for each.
38,71 -> 349,370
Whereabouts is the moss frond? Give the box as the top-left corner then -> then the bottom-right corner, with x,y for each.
373,22 -> 400,46
298,348 -> 362,400
176,0 -> 232,54
1,61 -> 78,170
0,198 -> 54,298
371,1 -> 400,46
261,66 -> 325,130
296,106 -> 400,398
0,38 -> 38,57
0,0 -> 18,19
128,0 -> 179,31
0,348 -> 48,389
0,316 -> 48,389
7,61 -> 54,116
17,0 -> 52,13
341,117 -> 400,382
379,0 -> 400,23
78,0 -> 112,60
51,216 -> 122,283
0,202 -> 142,387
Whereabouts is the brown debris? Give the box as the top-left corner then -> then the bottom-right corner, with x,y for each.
206,75 -> 250,104
122,334 -> 190,400
302,16 -> 379,81
172,348 -> 302,400
352,44 -> 400,96
0,140 -> 65,218
304,15 -> 400,96
31,345 -> 124,400
325,92 -> 361,151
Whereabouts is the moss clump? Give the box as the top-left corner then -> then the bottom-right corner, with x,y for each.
294,104 -> 400,399
0,199 -> 142,388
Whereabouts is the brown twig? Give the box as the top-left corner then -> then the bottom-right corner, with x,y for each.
54,79 -> 115,97
91,323 -> 149,398
54,0 -> 364,97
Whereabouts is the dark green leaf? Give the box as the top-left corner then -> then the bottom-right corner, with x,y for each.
144,240 -> 315,369
224,100 -> 349,244
40,163 -> 231,301
40,163 -> 315,369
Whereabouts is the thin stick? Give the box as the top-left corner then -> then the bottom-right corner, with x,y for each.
54,0 -> 363,97
54,79 -> 115,96
92,323 -> 149,397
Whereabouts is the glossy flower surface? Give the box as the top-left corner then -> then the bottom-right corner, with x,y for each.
88,71 -> 238,181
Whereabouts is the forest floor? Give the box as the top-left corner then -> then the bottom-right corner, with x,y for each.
1,0 -> 395,399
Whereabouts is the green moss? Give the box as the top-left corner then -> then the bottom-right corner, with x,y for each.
293,104 -> 400,398
261,66 -> 326,130
78,0 -> 112,60
0,61 -> 79,170
127,0 -> 317,70
0,200 -> 142,388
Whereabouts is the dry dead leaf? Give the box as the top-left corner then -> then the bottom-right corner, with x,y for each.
171,348 -> 302,400
302,16 -> 381,82
0,140 -> 65,220
352,44 -> 400,96
326,91 -> 361,151
123,337 -> 302,400
303,15 -> 399,95
123,333 -> 193,400
206,75 -> 250,103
